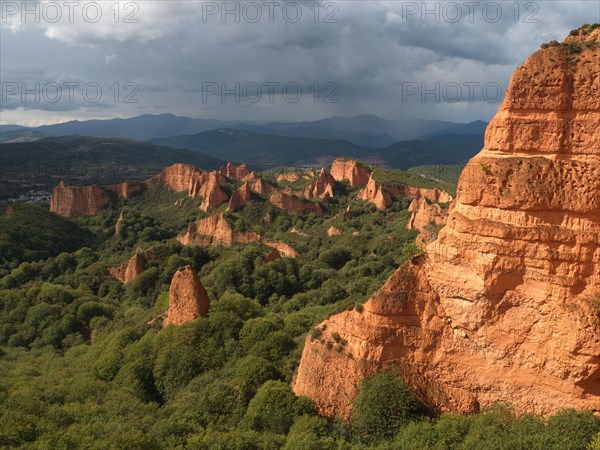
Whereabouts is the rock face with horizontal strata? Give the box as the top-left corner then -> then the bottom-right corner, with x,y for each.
163,266 -> 210,326
293,28 -> 600,419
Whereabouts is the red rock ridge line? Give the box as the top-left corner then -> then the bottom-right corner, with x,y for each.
51,162 -> 234,217
178,213 -> 299,259
358,174 -> 453,211
178,212 -> 260,247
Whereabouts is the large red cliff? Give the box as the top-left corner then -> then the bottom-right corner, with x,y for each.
330,159 -> 371,187
50,182 -> 115,217
293,28 -> 600,418
147,163 -> 203,193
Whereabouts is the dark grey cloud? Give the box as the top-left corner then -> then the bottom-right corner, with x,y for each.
1,0 -> 597,126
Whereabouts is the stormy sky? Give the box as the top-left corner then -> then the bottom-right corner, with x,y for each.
1,0 -> 598,126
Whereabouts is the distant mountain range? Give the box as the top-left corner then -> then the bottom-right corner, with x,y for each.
0,114 -> 487,173
0,136 -> 223,186
151,127 -> 483,167
1,114 -> 487,149
0,129 -> 52,143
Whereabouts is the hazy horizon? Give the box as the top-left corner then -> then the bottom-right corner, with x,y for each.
1,112 -> 490,129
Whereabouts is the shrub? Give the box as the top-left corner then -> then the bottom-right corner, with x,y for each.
283,415 -> 336,450
546,409 -> 600,450
243,381 -> 297,434
76,301 -> 114,324
352,369 -> 424,442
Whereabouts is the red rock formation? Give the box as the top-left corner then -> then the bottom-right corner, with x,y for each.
147,163 -> 203,193
358,176 -> 392,210
50,182 -> 114,217
163,266 -> 210,326
5,205 -> 14,218
228,181 -> 253,211
236,163 -> 249,180
269,192 -> 323,216
290,227 -> 308,237
50,162 -> 231,217
388,186 -> 453,204
178,212 -> 260,246
219,165 -> 227,178
263,239 -> 299,258
226,162 -> 237,179
293,28 -> 600,418
413,188 -> 453,204
108,252 -> 147,283
327,226 -> 342,236
148,164 -> 229,211
193,172 -> 229,212
251,178 -> 276,196
115,211 -> 124,237
304,168 -> 336,199
244,171 -> 257,181
277,172 -> 301,183
264,247 -> 282,262
107,181 -> 146,199
407,197 -> 449,244
359,175 -> 453,211
219,162 -> 250,180
330,158 -> 371,187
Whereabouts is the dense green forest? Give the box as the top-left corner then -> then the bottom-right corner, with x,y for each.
0,176 -> 598,449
